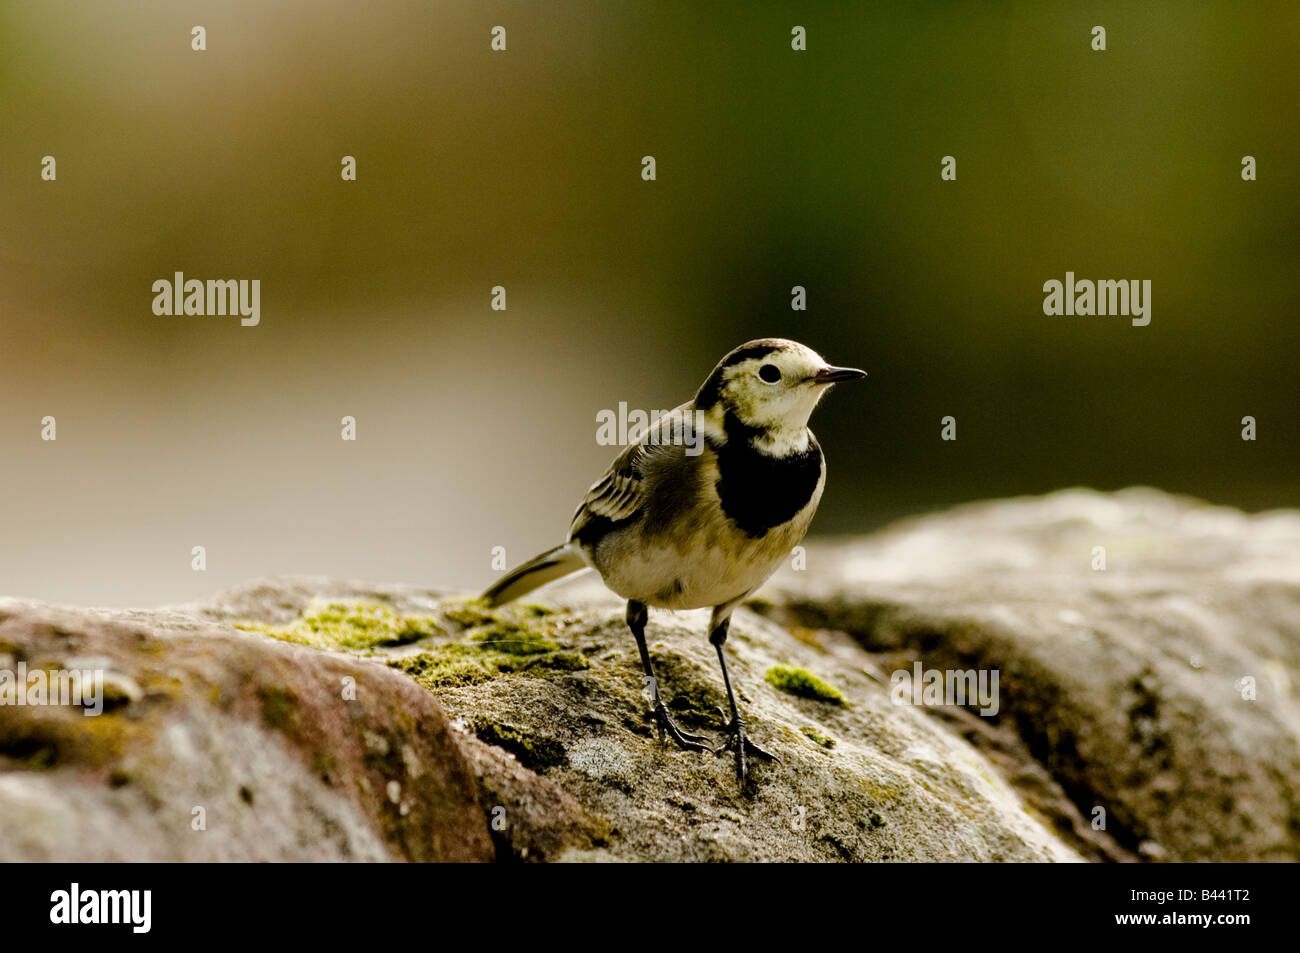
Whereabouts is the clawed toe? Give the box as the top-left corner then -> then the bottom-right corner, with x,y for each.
625,600 -> 775,787
717,718 -> 778,782
718,722 -> 777,761
652,702 -> 713,753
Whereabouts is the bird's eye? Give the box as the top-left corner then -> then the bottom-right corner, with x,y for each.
758,363 -> 781,383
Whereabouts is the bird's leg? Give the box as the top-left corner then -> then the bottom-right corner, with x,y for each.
625,600 -> 712,753
709,606 -> 777,783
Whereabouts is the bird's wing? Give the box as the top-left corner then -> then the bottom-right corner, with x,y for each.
568,402 -> 696,539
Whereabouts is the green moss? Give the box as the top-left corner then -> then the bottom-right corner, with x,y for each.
442,601 -> 496,629
390,640 -> 588,690
433,599 -> 581,671
765,666 -> 848,707
237,599 -> 441,651
473,720 -> 567,771
238,597 -> 565,655
499,651 -> 589,673
450,601 -> 562,656
389,647 -> 500,689
471,622 -> 560,656
802,725 -> 836,749
240,597 -> 584,693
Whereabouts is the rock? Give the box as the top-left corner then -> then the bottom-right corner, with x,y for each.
760,487 -> 1300,862
0,576 -> 1078,862
8,488 -> 1282,862
194,578 -> 1078,862
0,599 -> 493,862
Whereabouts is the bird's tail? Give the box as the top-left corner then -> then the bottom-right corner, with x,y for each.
481,542 -> 588,607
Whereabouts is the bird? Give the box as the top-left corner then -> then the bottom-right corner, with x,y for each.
482,338 -> 865,783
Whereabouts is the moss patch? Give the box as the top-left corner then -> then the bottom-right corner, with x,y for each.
472,720 -> 567,772
442,601 -> 561,656
385,601 -> 587,690
470,622 -> 560,656
494,650 -> 589,673
390,642 -> 588,691
765,666 -> 848,707
240,598 -> 588,690
389,646 -> 500,689
237,600 -> 441,651
441,602 -> 497,629
440,601 -> 584,671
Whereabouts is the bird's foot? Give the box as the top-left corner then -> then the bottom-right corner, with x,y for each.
651,700 -> 713,753
716,716 -> 778,783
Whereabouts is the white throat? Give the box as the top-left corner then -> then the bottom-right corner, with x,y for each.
750,424 -> 812,457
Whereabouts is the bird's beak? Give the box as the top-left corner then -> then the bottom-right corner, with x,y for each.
813,365 -> 867,384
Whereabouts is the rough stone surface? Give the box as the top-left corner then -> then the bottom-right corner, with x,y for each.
4,488 -> 1289,862
0,600 -> 493,862
761,487 -> 1300,862
201,582 -> 1080,862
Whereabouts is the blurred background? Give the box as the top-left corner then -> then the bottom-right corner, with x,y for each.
2,1 -> 1297,607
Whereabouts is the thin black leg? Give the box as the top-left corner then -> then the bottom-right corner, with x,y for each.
625,600 -> 712,753
710,607 -> 776,783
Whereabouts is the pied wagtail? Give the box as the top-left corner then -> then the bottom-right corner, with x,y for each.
483,338 -> 865,782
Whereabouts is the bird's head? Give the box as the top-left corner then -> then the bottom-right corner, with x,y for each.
694,338 -> 866,440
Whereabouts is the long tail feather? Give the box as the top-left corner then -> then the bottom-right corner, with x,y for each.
481,543 -> 588,607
